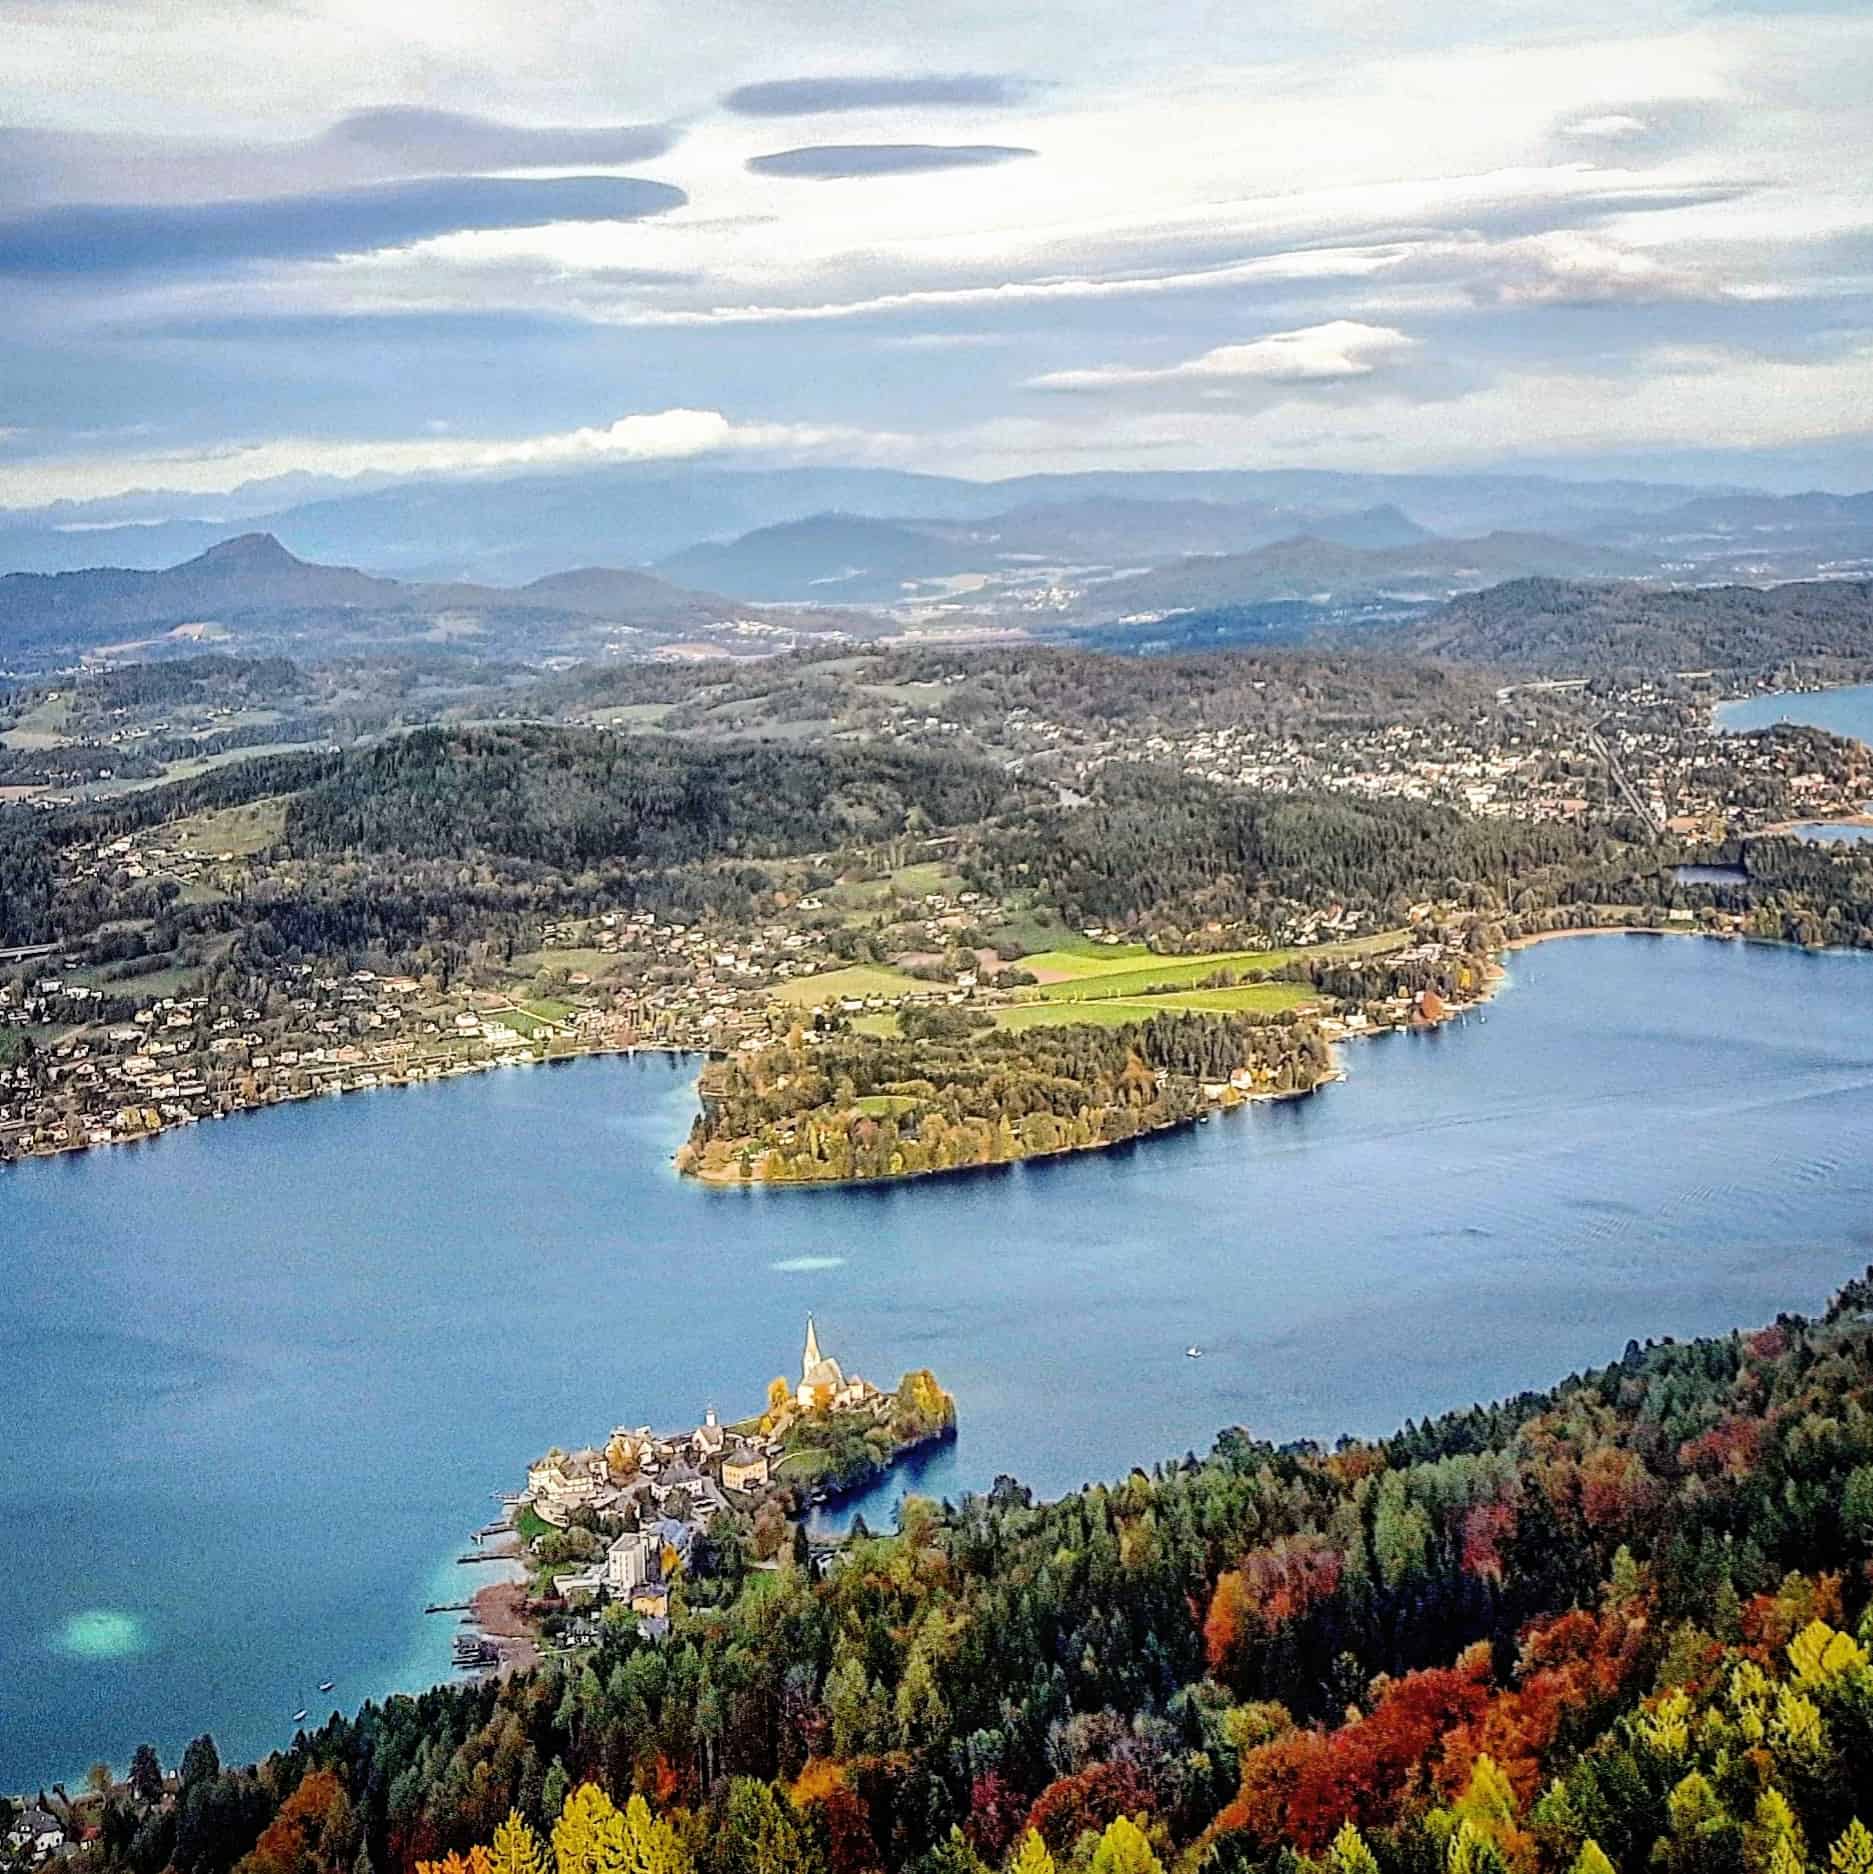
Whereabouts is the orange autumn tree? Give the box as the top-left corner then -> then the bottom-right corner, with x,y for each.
240,1770 -> 354,1874
1204,1533 -> 1345,1685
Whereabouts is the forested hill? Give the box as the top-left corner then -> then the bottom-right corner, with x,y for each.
281,727 -> 1035,868
975,765 -> 1608,928
1401,577 -> 1873,676
68,1273 -> 1873,1874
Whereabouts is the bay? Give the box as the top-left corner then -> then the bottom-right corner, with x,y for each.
5,934 -> 1873,1789
1716,681 -> 1873,744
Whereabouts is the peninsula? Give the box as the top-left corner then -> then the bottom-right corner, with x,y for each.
491,1320 -> 955,1648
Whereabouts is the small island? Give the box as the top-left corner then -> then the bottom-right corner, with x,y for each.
476,1319 -> 955,1656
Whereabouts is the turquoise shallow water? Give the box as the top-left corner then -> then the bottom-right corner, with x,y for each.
5,934 -> 1873,1789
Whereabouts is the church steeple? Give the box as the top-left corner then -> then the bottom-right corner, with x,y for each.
803,1313 -> 823,1382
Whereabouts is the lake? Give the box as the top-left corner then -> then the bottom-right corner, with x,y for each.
6,934 -> 1873,1790
1716,680 -> 1873,744
1788,823 -> 1873,846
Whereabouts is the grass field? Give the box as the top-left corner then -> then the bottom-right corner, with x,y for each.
824,859 -> 962,917
991,981 -> 1315,1031
488,1007 -> 553,1037
1,692 -> 74,747
1020,941 -> 1155,979
508,946 -> 620,979
853,1093 -> 919,1117
588,702 -> 675,728
772,964 -> 919,1007
72,959 -> 203,1001
1030,930 -> 1408,1001
165,797 -> 290,857
1034,948 -> 1293,999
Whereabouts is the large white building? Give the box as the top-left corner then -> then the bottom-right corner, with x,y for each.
605,1529 -> 654,1593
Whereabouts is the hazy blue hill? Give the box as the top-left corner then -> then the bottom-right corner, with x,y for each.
0,533 -> 850,666
655,512 -> 986,601
1074,529 -> 1648,618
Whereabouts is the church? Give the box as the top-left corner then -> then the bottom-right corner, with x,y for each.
797,1314 -> 879,1412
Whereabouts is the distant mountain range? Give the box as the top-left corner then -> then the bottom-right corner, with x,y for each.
0,463 -> 1762,584
7,465 -> 1873,678
0,533 -> 873,669
653,500 -> 1441,603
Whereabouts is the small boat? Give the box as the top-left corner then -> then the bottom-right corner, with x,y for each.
291,1709 -> 308,1723
1186,1346 -> 1203,1359
318,1680 -> 335,1692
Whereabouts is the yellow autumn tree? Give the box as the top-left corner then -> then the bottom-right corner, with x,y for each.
1569,1843 -> 1616,1874
553,1786 -> 626,1874
1088,1816 -> 1161,1874
1327,1823 -> 1381,1874
488,1815 -> 548,1874
418,1852 -> 493,1874
1747,1789 -> 1806,1874
1830,1821 -> 1873,1874
1788,1621 -> 1868,1689
1008,1833 -> 1056,1874
549,1785 -> 692,1874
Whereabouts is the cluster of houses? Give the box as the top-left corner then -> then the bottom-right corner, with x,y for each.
519,1319 -> 884,1625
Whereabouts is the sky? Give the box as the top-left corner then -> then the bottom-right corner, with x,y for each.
2,0 -> 1872,510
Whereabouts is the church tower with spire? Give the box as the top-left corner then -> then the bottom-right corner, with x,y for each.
798,1313 -> 845,1407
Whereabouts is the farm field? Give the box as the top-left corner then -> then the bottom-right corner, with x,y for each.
1028,930 -> 1407,1000
772,964 -> 920,1008
992,980 -> 1316,1031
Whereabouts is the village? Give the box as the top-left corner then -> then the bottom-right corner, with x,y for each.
3,665 -> 1868,1167
465,1321 -> 954,1662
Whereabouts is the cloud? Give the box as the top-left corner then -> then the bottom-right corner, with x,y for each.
745,144 -> 1037,180
1459,231 -> 1727,306
0,112 -> 679,213
0,410 -> 906,506
1561,113 -> 1651,141
324,108 -> 674,170
722,75 -> 1029,117
937,338 -> 1873,477
1029,321 -> 1416,392
0,175 -> 686,276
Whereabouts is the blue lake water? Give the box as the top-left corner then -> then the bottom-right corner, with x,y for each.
6,934 -> 1873,1789
1717,681 -> 1873,744
1789,823 -> 1873,846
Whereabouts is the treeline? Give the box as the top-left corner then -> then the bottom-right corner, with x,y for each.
684,1011 -> 1332,1182
58,1276 -> 1873,1874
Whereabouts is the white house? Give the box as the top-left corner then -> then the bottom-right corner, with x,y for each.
7,1809 -> 65,1861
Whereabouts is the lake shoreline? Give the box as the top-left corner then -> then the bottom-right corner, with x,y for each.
13,935 -> 1873,1791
